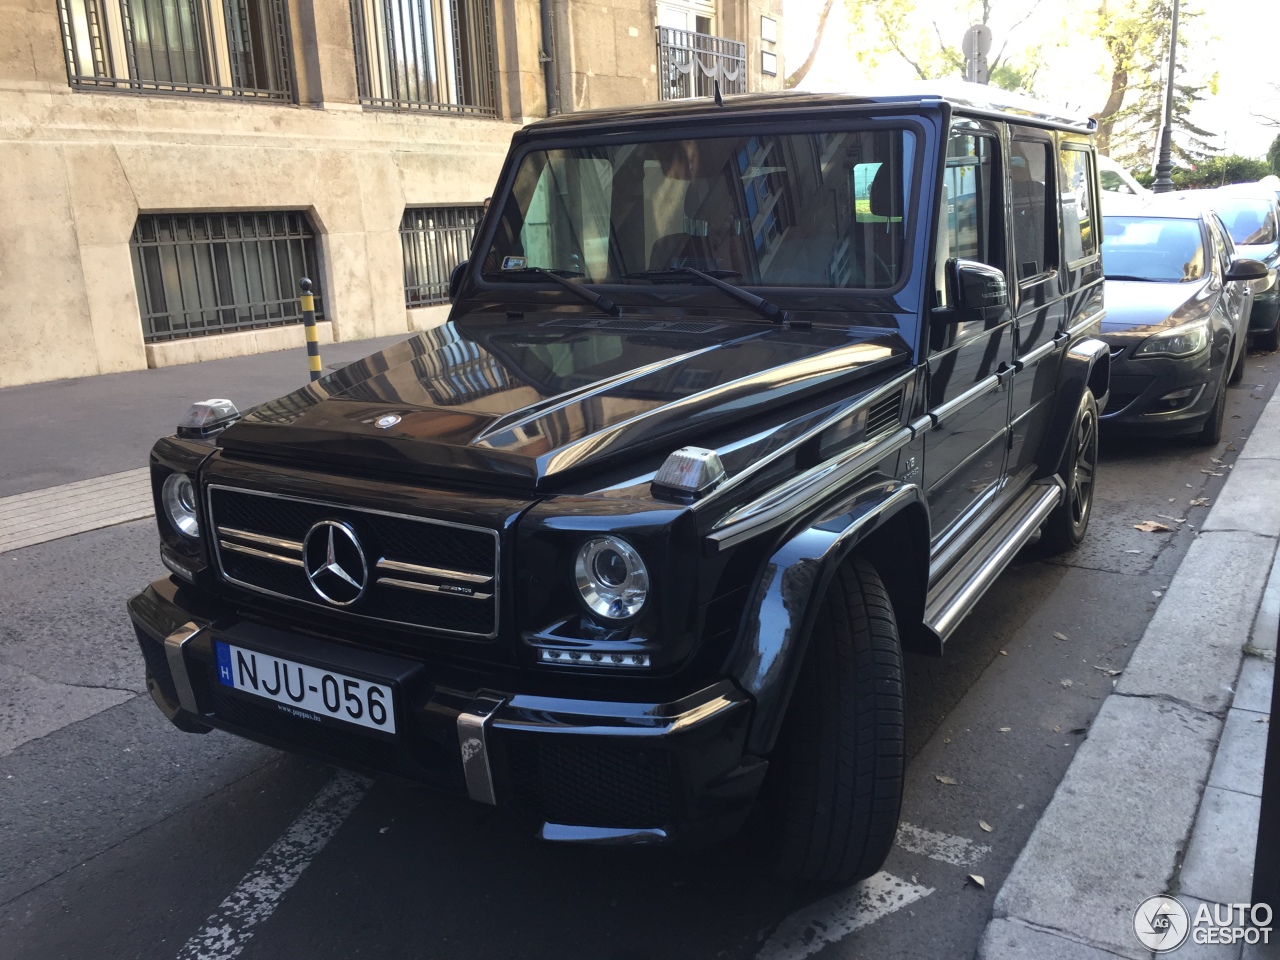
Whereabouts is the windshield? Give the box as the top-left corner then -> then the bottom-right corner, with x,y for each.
1213,198 -> 1278,245
1102,216 -> 1206,282
481,129 -> 917,290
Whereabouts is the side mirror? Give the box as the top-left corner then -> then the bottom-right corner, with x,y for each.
1226,258 -> 1269,282
935,258 -> 1009,323
448,260 -> 469,303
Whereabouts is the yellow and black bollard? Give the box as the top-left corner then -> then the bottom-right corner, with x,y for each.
299,277 -> 321,381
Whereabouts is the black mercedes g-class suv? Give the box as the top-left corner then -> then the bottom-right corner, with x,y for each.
129,86 -> 1109,884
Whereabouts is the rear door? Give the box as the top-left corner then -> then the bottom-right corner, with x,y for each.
923,120 -> 1014,547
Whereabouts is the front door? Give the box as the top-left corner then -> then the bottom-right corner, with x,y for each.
924,123 -> 1015,549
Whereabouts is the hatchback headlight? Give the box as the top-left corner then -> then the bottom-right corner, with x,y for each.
1134,319 -> 1210,358
162,473 -> 200,539
574,536 -> 649,621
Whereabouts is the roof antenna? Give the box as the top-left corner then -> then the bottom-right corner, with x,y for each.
714,79 -> 724,107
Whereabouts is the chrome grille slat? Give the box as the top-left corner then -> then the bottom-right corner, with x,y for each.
218,526 -> 303,553
375,557 -> 493,584
207,485 -> 500,639
219,539 -> 304,567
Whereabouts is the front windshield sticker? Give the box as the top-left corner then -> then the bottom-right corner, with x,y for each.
482,129 -> 918,290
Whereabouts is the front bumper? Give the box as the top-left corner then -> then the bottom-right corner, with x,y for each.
1099,343 -> 1222,436
127,578 -> 764,845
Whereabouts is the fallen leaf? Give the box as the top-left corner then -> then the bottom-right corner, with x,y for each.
1053,725 -> 1061,733
1189,497 -> 1210,507
979,820 -> 993,833
1201,470 -> 1225,477
1061,678 -> 1073,688
1252,394 -> 1262,399
1053,631 -> 1069,641
967,874 -> 986,889
1094,666 -> 1122,677
943,737 -> 952,743
1167,497 -> 1176,502
1124,548 -> 1143,554
998,726 -> 1012,733
999,650 -> 1008,656
1070,727 -> 1088,735
1134,521 -> 1173,532
1210,457 -> 1223,464
936,774 -> 959,785
1155,515 -> 1186,523
1153,590 -> 1163,598
1226,443 -> 1237,452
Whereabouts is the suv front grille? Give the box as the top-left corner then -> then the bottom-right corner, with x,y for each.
208,486 -> 500,638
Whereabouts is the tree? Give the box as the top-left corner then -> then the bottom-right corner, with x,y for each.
1269,133 -> 1280,175
785,0 -> 839,88
1093,0 -> 1216,167
1173,155 -> 1270,189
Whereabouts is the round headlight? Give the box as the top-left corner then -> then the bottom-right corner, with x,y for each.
574,537 -> 648,621
162,473 -> 200,539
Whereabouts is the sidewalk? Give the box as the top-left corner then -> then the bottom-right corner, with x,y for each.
978,397 -> 1280,957
0,333 -> 408,499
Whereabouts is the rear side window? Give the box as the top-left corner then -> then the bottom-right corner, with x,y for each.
1009,140 -> 1055,280
1059,147 -> 1097,263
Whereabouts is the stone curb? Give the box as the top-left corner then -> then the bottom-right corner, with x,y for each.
976,393 -> 1280,960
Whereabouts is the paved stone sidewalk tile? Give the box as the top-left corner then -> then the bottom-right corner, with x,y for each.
1175,897 -> 1246,960
1208,709 -> 1270,797
977,918 -> 1141,960
1251,558 -> 1280,654
993,695 -> 1219,956
1179,788 -> 1262,906
1233,658 -> 1275,716
1239,398 -> 1280,461
1117,531 -> 1276,714
1201,459 -> 1280,538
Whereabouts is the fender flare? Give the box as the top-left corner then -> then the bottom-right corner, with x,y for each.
1035,337 -> 1110,481
725,480 -> 928,756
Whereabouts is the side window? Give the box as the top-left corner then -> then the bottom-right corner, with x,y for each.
1059,147 -> 1097,264
943,133 -> 1001,268
1009,139 -> 1055,281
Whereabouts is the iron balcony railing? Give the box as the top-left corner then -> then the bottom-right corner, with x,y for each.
656,27 -> 746,101
56,0 -> 294,101
131,212 -> 323,343
350,0 -> 498,116
401,206 -> 484,307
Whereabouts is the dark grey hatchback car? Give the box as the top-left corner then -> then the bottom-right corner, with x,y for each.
1100,195 -> 1266,443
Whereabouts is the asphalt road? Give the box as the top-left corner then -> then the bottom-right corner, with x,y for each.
2,350 -> 1278,960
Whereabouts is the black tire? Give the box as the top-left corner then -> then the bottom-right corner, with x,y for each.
761,556 -> 904,885
1040,389 -> 1099,555
1195,367 -> 1228,446
1257,318 -> 1280,353
1228,340 -> 1245,385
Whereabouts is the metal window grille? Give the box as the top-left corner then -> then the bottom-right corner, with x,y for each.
55,0 -> 293,101
656,27 -> 746,101
401,206 -> 484,306
131,212 -> 323,343
350,0 -> 497,116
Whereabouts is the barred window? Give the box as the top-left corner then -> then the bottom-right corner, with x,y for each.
401,206 -> 484,307
55,0 -> 293,100
350,0 -> 497,115
131,213 -> 323,343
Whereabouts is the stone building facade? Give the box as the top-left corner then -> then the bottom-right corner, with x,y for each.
0,0 -> 782,388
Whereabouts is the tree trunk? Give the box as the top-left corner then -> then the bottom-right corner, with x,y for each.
1096,64 -> 1127,156
785,0 -> 837,89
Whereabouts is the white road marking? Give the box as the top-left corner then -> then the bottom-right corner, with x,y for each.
175,771 -> 372,960
755,872 -> 933,960
895,821 -> 991,866
0,468 -> 153,553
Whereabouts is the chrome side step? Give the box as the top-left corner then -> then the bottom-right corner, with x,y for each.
924,479 -> 1065,643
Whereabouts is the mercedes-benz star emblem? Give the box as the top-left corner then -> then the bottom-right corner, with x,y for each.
302,520 -> 368,606
375,414 -> 401,429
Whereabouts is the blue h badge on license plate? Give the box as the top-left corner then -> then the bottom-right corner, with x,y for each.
215,642 -> 234,687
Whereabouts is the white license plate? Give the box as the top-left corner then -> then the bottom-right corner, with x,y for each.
214,642 -> 396,735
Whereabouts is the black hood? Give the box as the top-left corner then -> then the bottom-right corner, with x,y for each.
218,312 -> 909,490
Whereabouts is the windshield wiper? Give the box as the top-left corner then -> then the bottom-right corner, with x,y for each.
623,266 -> 791,325
502,267 -> 620,316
